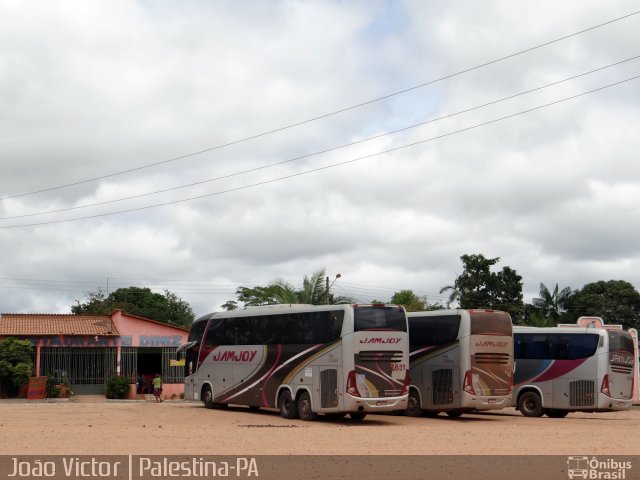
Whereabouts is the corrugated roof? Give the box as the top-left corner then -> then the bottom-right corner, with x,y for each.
0,314 -> 119,336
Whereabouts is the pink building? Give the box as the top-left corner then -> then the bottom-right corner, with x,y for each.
0,310 -> 188,399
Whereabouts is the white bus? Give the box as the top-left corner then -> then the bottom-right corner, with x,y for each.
405,309 -> 513,418
179,304 -> 410,420
512,326 -> 635,417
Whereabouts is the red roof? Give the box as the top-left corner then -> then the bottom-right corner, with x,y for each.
0,314 -> 119,336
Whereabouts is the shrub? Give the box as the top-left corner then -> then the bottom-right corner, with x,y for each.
46,375 -> 60,398
0,338 -> 34,396
105,375 -> 130,399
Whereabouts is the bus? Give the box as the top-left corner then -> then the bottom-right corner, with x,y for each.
512,326 -> 635,417
405,309 -> 513,418
178,304 -> 410,420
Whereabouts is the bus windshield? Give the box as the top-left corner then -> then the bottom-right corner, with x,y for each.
608,331 -> 634,354
354,305 -> 407,332
469,311 -> 512,336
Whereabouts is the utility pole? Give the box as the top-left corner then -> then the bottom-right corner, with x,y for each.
325,273 -> 341,304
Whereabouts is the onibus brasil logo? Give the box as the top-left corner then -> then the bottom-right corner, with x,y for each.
567,456 -> 632,479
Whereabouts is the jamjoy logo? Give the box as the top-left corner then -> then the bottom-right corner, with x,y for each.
567,456 -> 632,479
212,350 -> 257,362
359,338 -> 402,344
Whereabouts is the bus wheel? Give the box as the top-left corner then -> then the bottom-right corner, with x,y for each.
446,410 -> 463,418
518,391 -> 543,417
349,411 -> 367,421
406,390 -> 423,417
545,409 -> 568,418
202,386 -> 214,409
297,391 -> 318,421
278,390 -> 298,419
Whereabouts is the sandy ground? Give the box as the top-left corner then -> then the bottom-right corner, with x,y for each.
0,398 -> 638,456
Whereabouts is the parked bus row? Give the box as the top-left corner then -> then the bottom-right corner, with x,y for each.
177,305 -> 636,421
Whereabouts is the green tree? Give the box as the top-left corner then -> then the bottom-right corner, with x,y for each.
390,290 -> 427,312
0,338 -> 34,396
235,286 -> 280,307
72,287 -> 195,328
390,290 -> 447,311
441,254 -> 524,321
220,300 -> 239,311
563,280 -> 640,329
532,283 -> 572,320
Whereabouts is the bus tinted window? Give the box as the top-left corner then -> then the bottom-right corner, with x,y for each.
608,331 -> 634,354
469,312 -> 512,336
354,306 -> 407,332
203,310 -> 344,346
188,319 -> 207,343
514,333 -> 599,360
409,315 -> 461,347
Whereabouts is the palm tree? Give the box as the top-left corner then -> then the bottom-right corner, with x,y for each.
439,284 -> 461,307
271,268 -> 354,305
532,283 -> 571,319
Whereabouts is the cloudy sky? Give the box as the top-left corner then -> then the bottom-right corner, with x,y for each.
1,0 -> 639,317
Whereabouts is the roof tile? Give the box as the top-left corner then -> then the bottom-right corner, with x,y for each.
0,314 -> 119,336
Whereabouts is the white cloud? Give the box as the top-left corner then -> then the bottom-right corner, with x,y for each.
1,0 -> 639,317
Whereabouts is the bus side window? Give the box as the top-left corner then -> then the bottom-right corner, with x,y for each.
556,335 -> 569,360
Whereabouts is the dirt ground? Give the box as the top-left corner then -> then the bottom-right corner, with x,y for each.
0,398 -> 638,456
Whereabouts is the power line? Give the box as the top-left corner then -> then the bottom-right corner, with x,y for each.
5,55 -> 638,221
2,9 -> 638,202
2,73 -> 637,229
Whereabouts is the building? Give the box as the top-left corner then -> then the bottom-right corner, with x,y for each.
0,310 -> 188,398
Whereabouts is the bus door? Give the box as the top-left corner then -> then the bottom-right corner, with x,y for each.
428,364 -> 459,408
313,367 -> 342,411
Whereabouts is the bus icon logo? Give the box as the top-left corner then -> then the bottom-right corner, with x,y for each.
567,456 -> 589,479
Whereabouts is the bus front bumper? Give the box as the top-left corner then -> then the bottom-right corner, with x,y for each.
598,397 -> 632,410
461,392 -> 512,411
345,394 -> 408,412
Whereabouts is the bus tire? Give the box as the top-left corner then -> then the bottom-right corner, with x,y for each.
405,390 -> 423,417
202,386 -> 215,409
518,391 -> 543,417
545,409 -> 568,418
297,391 -> 317,421
278,390 -> 298,419
446,410 -> 463,418
349,411 -> 367,421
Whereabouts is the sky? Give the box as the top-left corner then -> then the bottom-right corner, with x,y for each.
1,0 -> 639,318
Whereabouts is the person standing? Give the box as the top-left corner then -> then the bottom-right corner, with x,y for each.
152,374 -> 163,403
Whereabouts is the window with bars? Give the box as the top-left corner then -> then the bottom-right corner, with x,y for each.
120,347 -> 137,382
39,347 -> 116,384
162,347 -> 184,383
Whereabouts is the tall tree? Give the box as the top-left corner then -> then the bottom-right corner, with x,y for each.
563,280 -> 640,329
441,254 -> 524,321
72,287 -> 195,328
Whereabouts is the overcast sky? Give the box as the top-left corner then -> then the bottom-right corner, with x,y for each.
1,0 -> 639,318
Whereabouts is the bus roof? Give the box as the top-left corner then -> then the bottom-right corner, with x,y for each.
192,303 -> 409,324
513,326 -> 607,335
